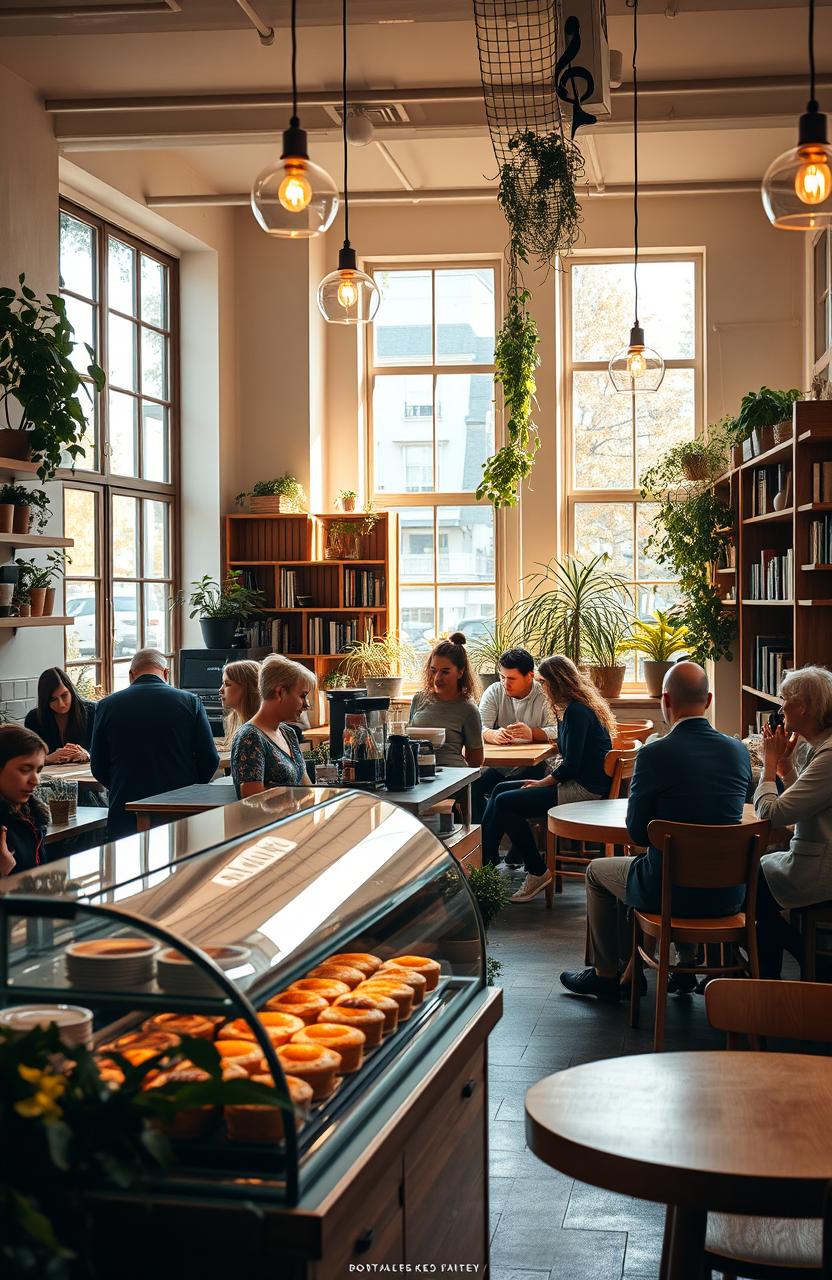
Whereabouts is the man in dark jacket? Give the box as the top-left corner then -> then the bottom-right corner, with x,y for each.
91,648 -> 219,838
560,662 -> 752,1002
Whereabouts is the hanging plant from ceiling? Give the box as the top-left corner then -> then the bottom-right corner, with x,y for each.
477,274 -> 541,508
498,128 -> 585,265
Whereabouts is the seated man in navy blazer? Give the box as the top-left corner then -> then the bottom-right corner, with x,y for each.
91,648 -> 220,838
560,661 -> 752,1003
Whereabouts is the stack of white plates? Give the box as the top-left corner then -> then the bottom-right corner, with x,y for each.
157,944 -> 252,997
65,937 -> 158,990
0,1003 -> 94,1050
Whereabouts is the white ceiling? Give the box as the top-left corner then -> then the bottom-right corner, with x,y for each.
1,2 -> 830,198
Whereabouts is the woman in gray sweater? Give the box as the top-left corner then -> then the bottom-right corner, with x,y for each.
755,665 -> 832,976
408,633 -> 485,770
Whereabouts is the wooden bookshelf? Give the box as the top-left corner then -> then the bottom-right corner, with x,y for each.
721,401 -> 832,735
223,511 -> 398,713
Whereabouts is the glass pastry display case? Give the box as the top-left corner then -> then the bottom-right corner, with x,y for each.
0,786 -> 488,1208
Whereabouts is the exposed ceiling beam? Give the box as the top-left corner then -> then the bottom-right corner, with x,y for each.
146,180 -> 761,208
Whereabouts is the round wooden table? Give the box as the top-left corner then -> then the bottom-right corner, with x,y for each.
547,799 -> 759,846
526,1052 -> 832,1279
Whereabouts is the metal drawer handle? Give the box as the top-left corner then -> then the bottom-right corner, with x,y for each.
461,1078 -> 476,1098
355,1228 -> 375,1254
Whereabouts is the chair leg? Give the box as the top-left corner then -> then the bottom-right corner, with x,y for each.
804,917 -> 817,981
629,916 -> 642,1029
555,873 -> 563,894
545,832 -> 555,910
654,931 -> 671,1052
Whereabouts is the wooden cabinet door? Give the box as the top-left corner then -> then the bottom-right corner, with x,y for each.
403,1048 -> 487,1267
316,1154 -> 404,1280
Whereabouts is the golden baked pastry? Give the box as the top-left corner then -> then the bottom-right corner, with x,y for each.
214,1038 -> 262,1076
263,990 -> 329,1025
94,1056 -> 126,1089
356,979 -> 414,1020
325,952 -> 382,976
288,977 -> 350,1002
383,955 -> 441,991
100,1029 -> 181,1057
276,1042 -> 342,1098
217,1011 -> 304,1048
224,1073 -> 312,1144
142,1013 -> 220,1041
323,996 -> 387,1046
375,965 -> 427,1005
144,1065 -> 214,1138
292,1024 -> 365,1073
307,963 -> 365,989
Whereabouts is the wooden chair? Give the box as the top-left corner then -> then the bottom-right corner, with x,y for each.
544,744 -> 641,908
614,718 -> 654,743
629,818 -> 770,1051
800,901 -> 832,981
701,978 -> 832,1279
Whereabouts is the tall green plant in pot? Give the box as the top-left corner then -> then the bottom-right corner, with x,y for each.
0,276 -> 105,479
582,607 -> 634,701
522,554 -> 632,671
337,633 -> 419,700
627,610 -> 689,696
170,572 -> 265,649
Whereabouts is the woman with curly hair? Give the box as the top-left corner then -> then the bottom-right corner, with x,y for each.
482,655 -> 615,902
408,633 -> 484,770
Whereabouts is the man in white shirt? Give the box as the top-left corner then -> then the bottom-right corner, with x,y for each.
473,647 -> 558,824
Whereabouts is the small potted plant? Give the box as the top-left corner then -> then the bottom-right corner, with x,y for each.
235,475 -> 306,515
326,511 -> 379,560
467,601 -> 532,688
338,633 -> 418,700
14,556 -> 51,617
170,571 -> 265,649
675,436 -> 729,484
627,610 -> 689,697
322,670 -> 351,690
42,549 -> 68,617
730,387 -> 802,462
583,609 -> 633,701
337,489 -> 357,512
0,275 -> 105,479
0,483 -> 50,535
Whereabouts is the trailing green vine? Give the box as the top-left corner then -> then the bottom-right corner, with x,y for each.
498,130 -> 584,266
477,280 -> 540,508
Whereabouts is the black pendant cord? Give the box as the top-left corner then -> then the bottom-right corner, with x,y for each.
808,0 -> 817,111
342,0 -> 349,247
631,0 -> 639,330
290,0 -> 299,127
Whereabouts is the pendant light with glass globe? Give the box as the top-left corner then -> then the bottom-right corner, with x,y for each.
762,0 -> 831,230
316,0 -> 381,324
251,0 -> 339,238
608,0 -> 665,394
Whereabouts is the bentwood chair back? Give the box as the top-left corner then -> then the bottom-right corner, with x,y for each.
545,744 -> 641,907
629,818 -> 769,1051
702,979 -> 832,1280
614,719 -> 653,743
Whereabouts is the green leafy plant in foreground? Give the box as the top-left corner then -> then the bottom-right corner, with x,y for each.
477,286 -> 540,508
170,570 -> 265,621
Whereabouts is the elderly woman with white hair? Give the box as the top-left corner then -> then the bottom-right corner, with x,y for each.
231,655 -> 315,797
754,664 -> 832,977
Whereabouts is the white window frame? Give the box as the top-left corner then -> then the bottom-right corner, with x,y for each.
561,250 -> 705,687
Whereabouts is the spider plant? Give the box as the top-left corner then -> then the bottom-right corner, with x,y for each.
467,599 -> 534,674
522,554 -> 632,666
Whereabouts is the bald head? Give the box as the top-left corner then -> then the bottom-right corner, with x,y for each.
129,648 -> 169,681
662,661 -> 711,725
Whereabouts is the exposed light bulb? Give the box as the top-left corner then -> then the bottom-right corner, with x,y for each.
278,161 -> 313,212
336,272 -> 359,309
795,151 -> 832,205
626,347 -> 648,379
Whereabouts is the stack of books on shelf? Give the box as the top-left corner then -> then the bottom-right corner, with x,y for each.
809,514 -> 832,564
278,569 -> 303,608
754,635 -> 792,696
344,569 -> 385,607
749,547 -> 793,600
308,616 -> 374,656
268,619 -> 296,652
812,461 -> 832,503
750,464 -> 791,517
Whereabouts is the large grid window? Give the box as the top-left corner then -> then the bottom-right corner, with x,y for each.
368,264 -> 499,650
563,255 -> 702,683
59,201 -> 178,693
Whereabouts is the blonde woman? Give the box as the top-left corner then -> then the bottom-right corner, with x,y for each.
408,632 -> 484,770
482,655 -> 615,902
219,659 -> 261,746
231,656 -> 316,797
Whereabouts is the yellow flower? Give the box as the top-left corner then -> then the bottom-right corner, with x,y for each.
15,1063 -> 67,1121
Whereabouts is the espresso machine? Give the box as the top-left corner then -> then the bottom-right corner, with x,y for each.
326,688 -> 391,772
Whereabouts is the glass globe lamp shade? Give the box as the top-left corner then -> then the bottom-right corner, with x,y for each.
251,122 -> 339,239
608,325 -> 665,393
762,130 -> 832,231
317,245 -> 381,324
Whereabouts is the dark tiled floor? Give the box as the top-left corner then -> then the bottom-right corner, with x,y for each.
486,876 -> 728,1280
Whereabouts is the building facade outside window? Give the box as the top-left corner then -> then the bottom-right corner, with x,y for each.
563,254 -> 703,684
59,201 -> 178,694
367,263 -> 499,650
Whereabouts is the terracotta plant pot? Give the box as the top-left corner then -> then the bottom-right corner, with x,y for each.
589,665 -> 626,700
642,660 -> 674,698
12,504 -> 31,535
17,601 -> 31,617
0,429 -> 33,461
0,504 -> 13,534
29,587 -> 47,617
43,586 -> 56,616
341,496 -> 356,512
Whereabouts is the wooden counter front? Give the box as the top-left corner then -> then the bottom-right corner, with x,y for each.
87,988 -> 502,1280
